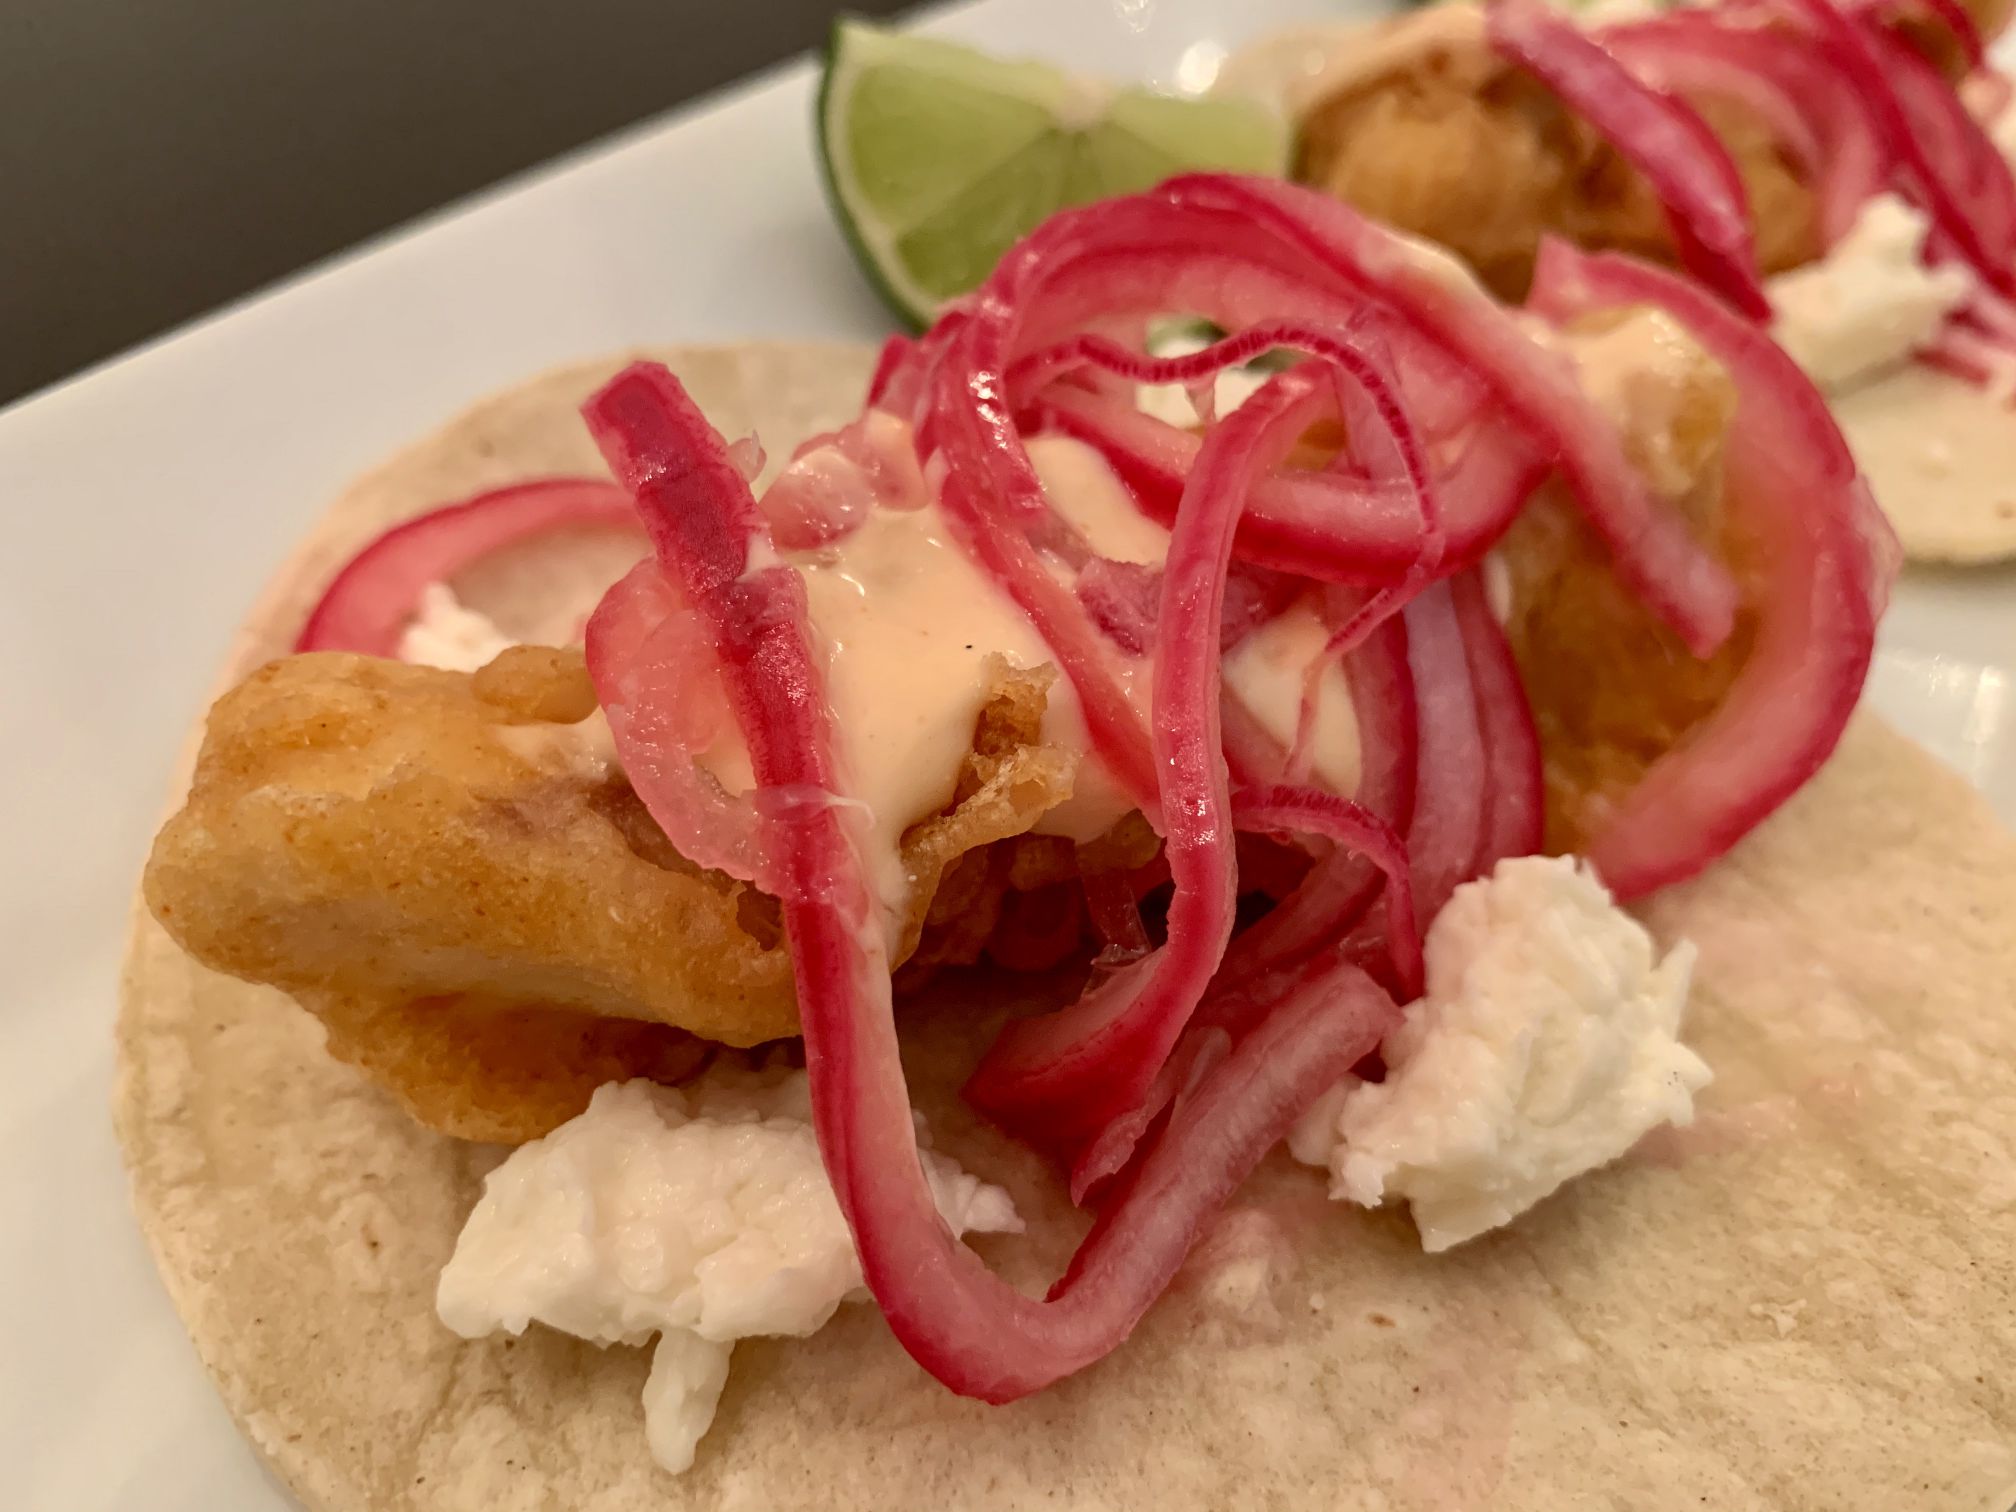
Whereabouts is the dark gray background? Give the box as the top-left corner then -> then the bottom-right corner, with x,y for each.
1,0 -> 914,405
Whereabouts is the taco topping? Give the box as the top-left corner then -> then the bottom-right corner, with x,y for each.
571,179 -> 1876,1410
1768,193 -> 1978,390
437,1069 -> 1020,1473
1288,855 -> 1708,1254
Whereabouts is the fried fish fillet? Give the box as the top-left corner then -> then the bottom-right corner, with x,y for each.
144,645 -> 1076,1142
1293,4 -> 1995,299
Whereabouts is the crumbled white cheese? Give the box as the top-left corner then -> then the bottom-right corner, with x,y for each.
395,583 -> 515,671
436,1070 -> 1020,1473
1768,194 -> 1974,394
1136,330 -> 1275,427
1292,855 -> 1710,1252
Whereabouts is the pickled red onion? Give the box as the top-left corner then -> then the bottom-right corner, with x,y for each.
567,174 -> 1884,1408
295,478 -> 639,655
964,368 -> 1342,1155
1037,385 -> 1546,584
1156,175 -> 1741,655
1774,0 -> 2016,293
1488,0 -> 1772,319
583,561 -> 769,889
584,358 -> 1399,1404
1528,241 -> 1891,896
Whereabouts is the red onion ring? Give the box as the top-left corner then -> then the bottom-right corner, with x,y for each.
964,367 -> 1345,1156
1158,175 -> 1742,656
1776,0 -> 2016,293
1528,240 -> 1891,897
584,358 -> 1399,1404
295,478 -> 639,655
1450,570 -> 1545,873
1489,0 -> 1772,320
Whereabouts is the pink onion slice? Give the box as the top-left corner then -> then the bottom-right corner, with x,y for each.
1853,0 -> 1986,66
1157,175 -> 1741,656
1217,610 -> 1418,979
1037,386 -> 1546,584
761,410 -> 930,549
1778,0 -> 2016,292
1600,15 -> 1889,248
584,561 -> 770,888
1449,570 -> 1545,871
1528,241 -> 1891,897
295,478 -> 640,654
1384,581 -> 1490,926
964,369 -> 1339,1155
1877,26 -> 2016,266
924,348 -> 1163,814
583,358 -> 1399,1404
1068,779 -> 1416,1200
1489,0 -> 1772,319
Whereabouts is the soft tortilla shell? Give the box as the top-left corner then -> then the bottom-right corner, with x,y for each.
118,348 -> 2016,1510
1833,362 -> 2016,564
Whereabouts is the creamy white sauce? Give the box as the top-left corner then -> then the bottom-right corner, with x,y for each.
793,502 -> 1063,919
397,584 -> 516,672
491,709 -> 620,780
1221,600 -> 1362,797
1028,434 -> 1173,568
1554,307 -> 1720,500
1022,437 -> 1164,841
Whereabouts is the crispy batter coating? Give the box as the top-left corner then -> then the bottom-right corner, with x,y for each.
1295,15 -> 1833,297
145,647 -> 1078,1142
1495,310 -> 1751,853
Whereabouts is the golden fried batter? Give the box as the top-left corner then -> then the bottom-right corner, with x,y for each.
1291,5 -> 1983,298
1495,308 -> 1750,853
145,646 -> 1079,1141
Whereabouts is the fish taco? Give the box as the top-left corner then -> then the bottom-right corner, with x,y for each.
119,183 -> 2016,1511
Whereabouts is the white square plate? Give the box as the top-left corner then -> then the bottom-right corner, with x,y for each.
1,2 -> 2009,1506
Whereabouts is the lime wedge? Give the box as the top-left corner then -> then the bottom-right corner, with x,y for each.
818,21 -> 1290,328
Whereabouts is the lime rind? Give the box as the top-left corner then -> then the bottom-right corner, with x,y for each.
817,18 -> 1290,330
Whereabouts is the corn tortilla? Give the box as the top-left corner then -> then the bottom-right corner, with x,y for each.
116,344 -> 2016,1510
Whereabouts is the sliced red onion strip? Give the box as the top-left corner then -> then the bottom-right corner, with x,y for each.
1490,0 -> 1772,319
584,358 -> 1398,1404
584,561 -> 771,887
1529,241 -> 1890,897
1601,17 -> 1888,248
1157,175 -> 1740,655
1778,0 -> 2016,292
1448,570 -> 1545,871
924,355 -> 1162,813
965,369 -> 1338,1151
762,410 -> 930,549
295,478 -> 641,655
1385,581 -> 1490,926
1219,610 -> 1418,981
1878,27 -> 2016,262
1038,385 -> 1545,584
1233,785 -> 1422,995
1853,0 -> 1986,66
